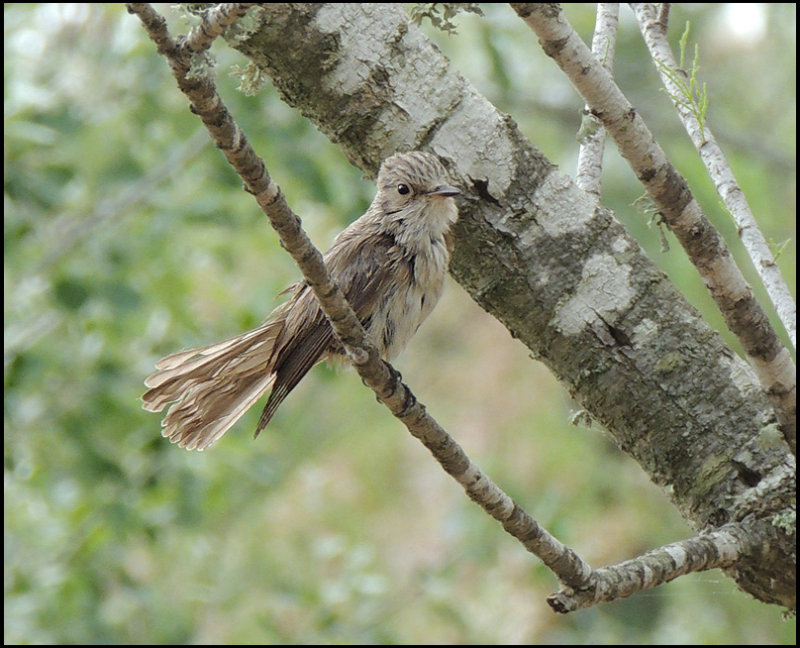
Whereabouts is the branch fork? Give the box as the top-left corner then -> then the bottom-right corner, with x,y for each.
127,2 -> 784,613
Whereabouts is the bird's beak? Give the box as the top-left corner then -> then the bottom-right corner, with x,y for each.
427,185 -> 460,198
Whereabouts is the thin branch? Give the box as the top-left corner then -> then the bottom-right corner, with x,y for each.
575,3 -> 619,200
510,3 -> 796,455
632,2 -> 796,353
656,2 -> 671,30
125,0 -> 594,596
547,523 -> 745,613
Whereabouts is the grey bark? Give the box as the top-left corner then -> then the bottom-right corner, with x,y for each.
226,4 -> 795,609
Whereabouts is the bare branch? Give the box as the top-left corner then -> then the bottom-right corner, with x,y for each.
575,3 -> 619,199
548,523 -> 746,613
632,2 -> 797,353
510,2 -> 795,454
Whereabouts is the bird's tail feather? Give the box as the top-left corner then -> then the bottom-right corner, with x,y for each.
142,321 -> 283,451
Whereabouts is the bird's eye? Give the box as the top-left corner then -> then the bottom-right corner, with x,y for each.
397,183 -> 410,195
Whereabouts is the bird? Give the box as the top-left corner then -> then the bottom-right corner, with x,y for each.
142,151 -> 460,450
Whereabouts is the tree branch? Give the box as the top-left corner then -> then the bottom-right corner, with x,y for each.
510,2 -> 795,455
548,522 -> 749,613
631,2 -> 797,353
183,3 -> 258,54
575,3 -> 619,200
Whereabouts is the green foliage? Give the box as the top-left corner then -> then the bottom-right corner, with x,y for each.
655,22 -> 710,141
770,237 -> 791,262
4,3 -> 795,645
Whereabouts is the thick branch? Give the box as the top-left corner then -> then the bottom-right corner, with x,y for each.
510,2 -> 795,454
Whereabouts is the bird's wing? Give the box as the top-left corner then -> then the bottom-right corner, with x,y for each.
256,230 -> 405,432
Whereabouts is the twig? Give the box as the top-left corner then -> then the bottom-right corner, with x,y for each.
183,3 -> 258,54
632,2 -> 796,353
575,3 -> 619,200
547,523 -> 745,613
656,2 -> 671,31
510,3 -> 796,455
125,1 -> 594,597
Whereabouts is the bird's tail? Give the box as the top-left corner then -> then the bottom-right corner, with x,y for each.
142,321 -> 283,451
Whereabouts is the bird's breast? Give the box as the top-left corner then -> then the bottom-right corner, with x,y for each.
377,233 -> 450,360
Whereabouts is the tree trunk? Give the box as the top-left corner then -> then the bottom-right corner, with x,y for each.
227,3 -> 795,609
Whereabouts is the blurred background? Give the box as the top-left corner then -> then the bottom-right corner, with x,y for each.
4,3 -> 795,644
